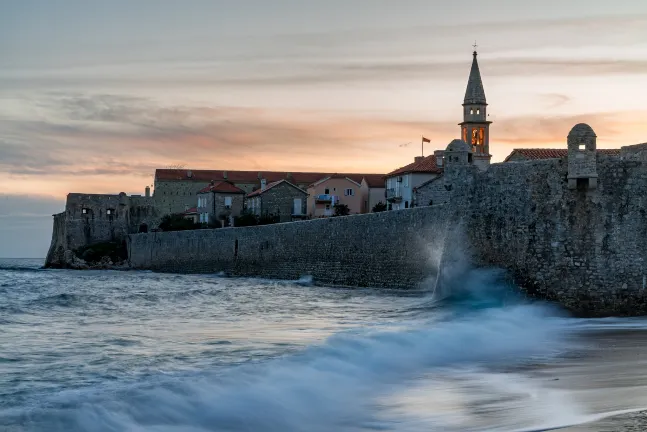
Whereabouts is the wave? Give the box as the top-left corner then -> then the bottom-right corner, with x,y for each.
7,268 -> 580,432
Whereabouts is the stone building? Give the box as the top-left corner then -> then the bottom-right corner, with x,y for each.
460,50 -> 492,171
46,190 -> 160,267
567,123 -> 598,189
196,180 -> 246,226
153,169 -> 384,215
246,179 -> 308,222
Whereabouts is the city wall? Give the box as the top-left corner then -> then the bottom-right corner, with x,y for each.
128,155 -> 647,317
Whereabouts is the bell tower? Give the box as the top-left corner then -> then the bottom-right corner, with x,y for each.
459,46 -> 492,169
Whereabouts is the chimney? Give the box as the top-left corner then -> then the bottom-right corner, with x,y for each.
145,186 -> 150,198
261,178 -> 267,190
414,156 -> 424,163
286,172 -> 293,181
223,170 -> 228,179
434,150 -> 445,167
210,180 -> 215,186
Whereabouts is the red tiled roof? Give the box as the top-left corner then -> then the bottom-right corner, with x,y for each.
362,174 -> 386,188
155,169 -> 384,185
246,179 -> 307,198
184,207 -> 197,215
386,155 -> 442,177
197,181 -> 245,194
503,148 -> 621,162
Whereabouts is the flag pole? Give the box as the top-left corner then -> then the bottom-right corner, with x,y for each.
421,136 -> 424,157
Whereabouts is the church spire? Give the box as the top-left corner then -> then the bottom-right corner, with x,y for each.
463,50 -> 487,105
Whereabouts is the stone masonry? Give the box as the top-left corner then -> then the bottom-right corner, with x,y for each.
127,129 -> 647,317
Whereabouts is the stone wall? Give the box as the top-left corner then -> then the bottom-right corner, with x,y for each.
128,207 -> 450,288
128,154 -> 647,317
45,193 -> 160,267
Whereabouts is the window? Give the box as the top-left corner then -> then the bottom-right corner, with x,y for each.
476,108 -> 480,115
106,209 -> 114,216
404,176 -> 409,187
405,201 -> 409,209
344,188 -> 354,196
325,204 -> 331,210
470,108 -> 474,115
324,188 -> 330,194
579,144 -> 586,150
224,196 -> 232,208
82,208 -> 88,214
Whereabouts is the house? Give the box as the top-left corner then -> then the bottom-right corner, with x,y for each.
503,148 -> 620,162
246,179 -> 308,223
385,154 -> 443,210
154,169 -> 385,215
196,180 -> 246,226
359,174 -> 386,213
307,175 -> 363,217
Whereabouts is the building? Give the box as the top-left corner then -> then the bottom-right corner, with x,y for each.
359,174 -> 386,213
385,155 -> 443,210
196,180 -> 246,226
153,169 -> 384,215
307,175 -> 363,217
183,207 -> 198,223
460,49 -> 492,171
246,179 -> 308,222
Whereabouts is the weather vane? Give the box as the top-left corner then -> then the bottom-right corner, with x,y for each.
473,41 -> 478,51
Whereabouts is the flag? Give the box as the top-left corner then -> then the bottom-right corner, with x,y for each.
422,137 -> 430,143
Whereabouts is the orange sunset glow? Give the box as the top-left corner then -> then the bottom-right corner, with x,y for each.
1,0 -> 647,257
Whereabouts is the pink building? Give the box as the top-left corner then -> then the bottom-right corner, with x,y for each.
307,175 -> 363,217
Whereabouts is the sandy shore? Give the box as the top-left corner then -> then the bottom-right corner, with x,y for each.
543,329 -> 647,431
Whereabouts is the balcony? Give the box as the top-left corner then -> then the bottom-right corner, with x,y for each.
386,188 -> 402,203
315,194 -> 333,203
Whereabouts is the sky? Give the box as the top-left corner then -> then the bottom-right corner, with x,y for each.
1,0 -> 646,257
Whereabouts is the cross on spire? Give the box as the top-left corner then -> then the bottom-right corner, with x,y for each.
472,41 -> 478,56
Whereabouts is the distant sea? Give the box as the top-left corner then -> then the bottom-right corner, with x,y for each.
2,258 -> 647,431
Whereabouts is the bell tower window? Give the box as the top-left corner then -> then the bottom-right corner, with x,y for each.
476,108 -> 480,115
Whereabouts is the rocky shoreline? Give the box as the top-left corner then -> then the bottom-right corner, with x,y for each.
45,249 -> 130,271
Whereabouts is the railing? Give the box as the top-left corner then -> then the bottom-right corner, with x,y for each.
386,188 -> 402,200
315,194 -> 333,202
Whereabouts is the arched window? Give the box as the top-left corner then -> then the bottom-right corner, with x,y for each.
476,109 -> 480,115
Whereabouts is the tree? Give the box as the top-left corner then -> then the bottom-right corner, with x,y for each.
158,214 -> 200,232
372,201 -> 388,212
333,203 -> 350,217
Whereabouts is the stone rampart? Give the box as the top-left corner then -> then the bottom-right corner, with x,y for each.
128,155 -> 647,317
128,206 -> 451,288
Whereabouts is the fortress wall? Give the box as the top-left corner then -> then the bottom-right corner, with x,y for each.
128,205 -> 451,288
465,157 -> 647,316
129,156 -> 647,316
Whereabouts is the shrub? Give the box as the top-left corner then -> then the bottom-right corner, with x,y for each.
372,201 -> 388,212
158,214 -> 201,232
76,241 -> 127,264
333,203 -> 350,217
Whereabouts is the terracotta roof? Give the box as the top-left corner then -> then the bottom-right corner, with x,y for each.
246,179 -> 307,198
184,207 -> 197,215
197,181 -> 245,194
309,175 -> 362,188
386,155 -> 442,177
503,148 -> 621,162
155,169 -> 384,185
362,174 -> 386,188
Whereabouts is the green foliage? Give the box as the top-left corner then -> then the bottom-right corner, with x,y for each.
372,201 -> 388,212
234,210 -> 280,227
234,210 -> 259,227
75,241 -> 127,264
158,214 -> 201,232
333,203 -> 350,217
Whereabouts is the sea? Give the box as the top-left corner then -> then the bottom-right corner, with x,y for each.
2,258 -> 647,432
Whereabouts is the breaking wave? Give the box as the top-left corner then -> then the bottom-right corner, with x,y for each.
3,266 -> 588,432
